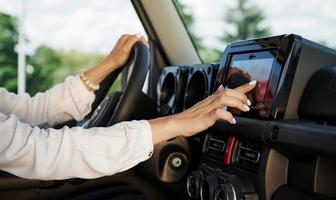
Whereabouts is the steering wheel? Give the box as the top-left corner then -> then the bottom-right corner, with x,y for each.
81,42 -> 150,128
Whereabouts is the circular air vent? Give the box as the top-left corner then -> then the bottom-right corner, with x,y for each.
160,72 -> 176,106
184,71 -> 208,109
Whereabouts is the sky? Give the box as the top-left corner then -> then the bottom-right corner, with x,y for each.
0,0 -> 335,54
0,0 -> 147,54
180,0 -> 336,50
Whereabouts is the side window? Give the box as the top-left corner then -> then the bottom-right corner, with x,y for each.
175,0 -> 336,63
0,1 -> 146,95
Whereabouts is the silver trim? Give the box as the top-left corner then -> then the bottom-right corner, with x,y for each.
228,183 -> 237,200
200,181 -> 205,200
208,137 -> 226,152
214,183 -> 237,200
187,171 -> 204,198
238,146 -> 261,163
186,175 -> 194,197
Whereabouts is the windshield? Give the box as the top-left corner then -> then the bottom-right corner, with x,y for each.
0,0 -> 146,95
175,0 -> 336,63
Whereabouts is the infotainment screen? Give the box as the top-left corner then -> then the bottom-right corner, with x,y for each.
224,51 -> 275,111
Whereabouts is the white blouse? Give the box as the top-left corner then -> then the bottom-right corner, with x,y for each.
0,76 -> 153,180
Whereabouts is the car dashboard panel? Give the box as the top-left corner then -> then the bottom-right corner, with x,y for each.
155,34 -> 336,200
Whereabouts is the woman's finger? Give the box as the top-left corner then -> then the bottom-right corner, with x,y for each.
123,34 -> 144,51
235,80 -> 257,93
194,85 -> 226,109
219,88 -> 250,105
116,34 -> 132,48
214,85 -> 225,95
139,36 -> 149,48
212,109 -> 236,124
210,93 -> 250,112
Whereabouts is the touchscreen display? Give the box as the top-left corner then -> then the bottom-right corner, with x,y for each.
225,55 -> 274,110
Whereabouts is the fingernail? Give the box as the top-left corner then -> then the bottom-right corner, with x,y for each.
136,34 -> 142,38
244,105 -> 250,112
218,85 -> 223,91
247,99 -> 251,106
249,80 -> 257,85
232,118 -> 236,124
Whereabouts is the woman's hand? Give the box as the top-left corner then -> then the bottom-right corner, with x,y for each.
149,80 -> 256,144
100,34 -> 148,71
82,34 -> 148,89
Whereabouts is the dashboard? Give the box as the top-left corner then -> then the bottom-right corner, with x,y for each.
154,34 -> 336,200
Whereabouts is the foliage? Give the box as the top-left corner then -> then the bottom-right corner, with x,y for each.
26,45 -> 61,95
175,0 -> 271,63
174,1 -> 222,63
53,50 -> 121,93
0,11 -> 122,96
221,0 -> 271,43
174,1 -> 202,51
0,12 -> 18,93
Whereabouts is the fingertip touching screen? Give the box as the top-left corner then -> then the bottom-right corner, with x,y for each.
224,51 -> 276,116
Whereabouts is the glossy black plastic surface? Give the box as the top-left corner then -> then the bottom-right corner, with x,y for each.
299,66 -> 336,123
216,34 -> 298,119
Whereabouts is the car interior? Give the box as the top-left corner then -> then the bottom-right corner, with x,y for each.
1,1 -> 336,200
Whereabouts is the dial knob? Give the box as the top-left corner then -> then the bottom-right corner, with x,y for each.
187,170 -> 204,199
215,183 -> 237,200
200,175 -> 224,200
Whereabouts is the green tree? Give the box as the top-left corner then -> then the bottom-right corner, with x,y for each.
26,45 -> 61,95
54,50 -> 121,92
0,12 -> 121,96
26,47 -> 122,95
174,1 -> 203,53
221,0 -> 271,43
0,12 -> 18,92
174,1 -> 222,63
54,50 -> 104,83
53,50 -> 122,92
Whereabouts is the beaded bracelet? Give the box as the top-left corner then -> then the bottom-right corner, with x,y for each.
80,72 -> 100,91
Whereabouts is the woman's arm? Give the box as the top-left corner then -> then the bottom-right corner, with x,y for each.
0,113 -> 153,180
149,81 -> 256,144
0,81 -> 255,180
0,34 -> 147,127
0,76 -> 95,127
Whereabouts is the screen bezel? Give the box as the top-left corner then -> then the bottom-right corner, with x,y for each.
222,49 -> 281,118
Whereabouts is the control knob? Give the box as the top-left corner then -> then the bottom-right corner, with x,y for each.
215,183 -> 237,200
187,170 -> 204,199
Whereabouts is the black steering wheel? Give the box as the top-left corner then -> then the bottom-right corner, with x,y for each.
81,42 -> 150,128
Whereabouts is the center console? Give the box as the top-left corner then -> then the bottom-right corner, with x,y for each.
187,135 -> 262,200
155,34 -> 336,200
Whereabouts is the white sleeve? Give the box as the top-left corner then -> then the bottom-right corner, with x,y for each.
0,113 -> 154,180
0,75 -> 95,127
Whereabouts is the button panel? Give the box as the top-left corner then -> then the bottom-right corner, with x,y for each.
239,147 -> 260,163
235,140 -> 263,171
205,136 -> 226,160
208,138 -> 226,151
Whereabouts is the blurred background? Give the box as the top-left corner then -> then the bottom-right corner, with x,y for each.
0,0 -> 335,95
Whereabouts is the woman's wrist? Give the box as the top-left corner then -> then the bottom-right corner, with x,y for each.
149,115 -> 182,145
98,58 -> 119,73
83,59 -> 119,87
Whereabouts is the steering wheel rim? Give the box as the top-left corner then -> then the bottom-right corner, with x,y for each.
84,42 -> 150,128
108,42 -> 150,125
